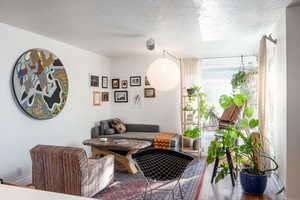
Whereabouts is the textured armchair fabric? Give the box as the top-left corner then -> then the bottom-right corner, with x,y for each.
30,145 -> 114,197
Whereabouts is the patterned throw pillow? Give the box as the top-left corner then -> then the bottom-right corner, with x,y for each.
111,118 -> 126,134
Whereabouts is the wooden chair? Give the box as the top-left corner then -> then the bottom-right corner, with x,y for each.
219,104 -> 242,129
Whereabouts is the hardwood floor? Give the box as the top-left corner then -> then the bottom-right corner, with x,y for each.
199,164 -> 286,200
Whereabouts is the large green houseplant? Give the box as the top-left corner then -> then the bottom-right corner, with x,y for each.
207,93 -> 280,195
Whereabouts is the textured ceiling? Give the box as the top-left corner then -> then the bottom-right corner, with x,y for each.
0,0 -> 291,57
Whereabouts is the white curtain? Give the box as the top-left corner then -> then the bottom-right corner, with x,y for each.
258,35 -> 276,170
181,58 -> 201,89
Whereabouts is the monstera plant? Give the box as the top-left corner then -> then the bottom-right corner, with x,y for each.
207,93 -> 280,195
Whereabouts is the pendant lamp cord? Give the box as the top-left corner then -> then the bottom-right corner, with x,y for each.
239,55 -> 245,72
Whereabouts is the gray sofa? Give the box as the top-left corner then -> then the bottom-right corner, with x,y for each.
91,119 -> 179,151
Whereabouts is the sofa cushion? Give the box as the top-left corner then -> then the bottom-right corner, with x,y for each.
125,124 -> 160,132
100,120 -> 112,135
104,128 -> 116,135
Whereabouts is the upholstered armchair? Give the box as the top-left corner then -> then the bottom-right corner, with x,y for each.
30,145 -> 114,197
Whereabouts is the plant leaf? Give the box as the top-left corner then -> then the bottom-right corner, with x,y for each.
219,95 -> 233,110
244,107 -> 253,118
249,119 -> 259,129
238,119 -> 248,129
233,94 -> 248,107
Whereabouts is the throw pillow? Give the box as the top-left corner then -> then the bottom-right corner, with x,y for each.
111,118 -> 126,134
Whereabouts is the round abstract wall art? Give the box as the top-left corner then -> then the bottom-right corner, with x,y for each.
12,49 -> 69,120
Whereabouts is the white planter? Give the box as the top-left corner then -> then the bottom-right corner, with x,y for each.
183,136 -> 194,148
186,114 -> 194,122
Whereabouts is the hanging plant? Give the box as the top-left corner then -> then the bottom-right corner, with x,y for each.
231,71 -> 247,90
231,70 -> 258,92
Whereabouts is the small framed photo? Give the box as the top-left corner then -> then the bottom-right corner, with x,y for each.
102,76 -> 108,88
112,79 -> 120,89
93,91 -> 101,106
144,88 -> 156,98
102,92 -> 109,102
90,75 -> 99,87
121,80 -> 128,88
114,91 -> 128,103
145,76 -> 150,86
130,76 -> 141,87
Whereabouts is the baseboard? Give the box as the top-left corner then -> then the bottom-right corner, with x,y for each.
13,175 -> 31,186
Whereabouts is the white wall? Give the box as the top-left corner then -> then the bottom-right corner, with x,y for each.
0,23 -> 112,184
269,10 -> 287,186
110,55 -> 181,134
286,5 -> 300,199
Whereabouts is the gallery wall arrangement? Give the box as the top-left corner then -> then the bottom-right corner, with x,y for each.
12,49 -> 69,120
112,75 -> 156,103
90,75 -> 110,105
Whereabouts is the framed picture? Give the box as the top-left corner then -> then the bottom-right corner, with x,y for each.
114,91 -> 128,103
112,79 -> 120,89
121,80 -> 128,88
102,92 -> 109,102
145,76 -> 150,86
130,76 -> 141,86
90,75 -> 99,87
93,91 -> 101,106
102,76 -> 108,88
144,88 -> 156,98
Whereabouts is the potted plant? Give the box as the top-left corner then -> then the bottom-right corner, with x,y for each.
183,127 -> 201,149
187,87 -> 195,96
207,106 -> 219,128
207,93 -> 281,195
183,104 -> 195,122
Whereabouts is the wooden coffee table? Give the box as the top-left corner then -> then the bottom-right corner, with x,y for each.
83,138 -> 151,174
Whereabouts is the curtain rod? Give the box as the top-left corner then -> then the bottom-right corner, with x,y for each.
265,34 -> 277,44
199,54 -> 257,60
163,51 -> 257,61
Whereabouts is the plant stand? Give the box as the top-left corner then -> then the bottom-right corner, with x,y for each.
210,145 -> 237,187
181,94 -> 202,158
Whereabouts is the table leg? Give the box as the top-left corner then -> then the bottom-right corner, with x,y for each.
92,147 -> 138,174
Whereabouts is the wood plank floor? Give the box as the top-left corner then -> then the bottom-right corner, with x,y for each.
199,164 -> 286,200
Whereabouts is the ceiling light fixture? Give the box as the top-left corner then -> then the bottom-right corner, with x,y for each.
146,38 -> 155,51
147,50 -> 180,91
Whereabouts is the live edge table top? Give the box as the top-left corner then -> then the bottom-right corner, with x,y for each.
83,138 -> 152,151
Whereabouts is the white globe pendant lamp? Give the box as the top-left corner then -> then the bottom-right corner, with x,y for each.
147,57 -> 180,91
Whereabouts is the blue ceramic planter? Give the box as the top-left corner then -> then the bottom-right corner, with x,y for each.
240,168 -> 268,195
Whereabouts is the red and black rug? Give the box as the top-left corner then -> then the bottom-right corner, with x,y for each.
94,158 -> 207,200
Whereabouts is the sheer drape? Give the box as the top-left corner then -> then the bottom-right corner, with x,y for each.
181,58 -> 201,89
258,35 -> 276,169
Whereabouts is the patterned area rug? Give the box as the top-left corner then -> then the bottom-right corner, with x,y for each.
94,158 -> 207,200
